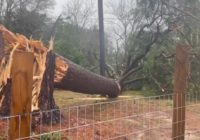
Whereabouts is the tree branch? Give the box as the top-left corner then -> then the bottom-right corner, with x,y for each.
120,66 -> 142,83
125,36 -> 158,74
155,52 -> 175,60
105,64 -> 117,79
137,15 -> 160,38
123,77 -> 147,86
162,0 -> 200,22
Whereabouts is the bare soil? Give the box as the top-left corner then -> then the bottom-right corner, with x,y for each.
0,90 -> 200,140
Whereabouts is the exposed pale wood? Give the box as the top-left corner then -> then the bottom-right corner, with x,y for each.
9,51 -> 34,140
172,45 -> 190,140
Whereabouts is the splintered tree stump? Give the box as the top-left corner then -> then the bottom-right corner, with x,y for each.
38,51 -> 60,124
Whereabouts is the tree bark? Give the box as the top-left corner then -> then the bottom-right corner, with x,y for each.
54,55 -> 121,98
0,31 -> 11,116
38,51 -> 60,124
0,80 -> 11,116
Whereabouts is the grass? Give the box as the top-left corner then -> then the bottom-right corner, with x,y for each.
53,90 -> 160,108
40,132 -> 61,140
122,90 -> 157,97
54,90 -> 108,107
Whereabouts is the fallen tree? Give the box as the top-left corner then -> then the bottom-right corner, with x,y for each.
54,56 -> 121,98
0,25 -> 121,122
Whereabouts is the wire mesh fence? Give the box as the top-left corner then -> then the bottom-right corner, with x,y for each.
0,92 -> 200,140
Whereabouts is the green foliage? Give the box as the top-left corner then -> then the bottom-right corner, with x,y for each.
142,43 -> 175,94
108,0 -> 200,95
55,23 -> 100,71
40,132 -> 61,140
11,9 -> 48,39
0,0 -> 54,39
55,22 -> 112,74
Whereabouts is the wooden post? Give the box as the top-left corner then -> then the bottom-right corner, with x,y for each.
9,51 -> 34,140
172,45 -> 190,140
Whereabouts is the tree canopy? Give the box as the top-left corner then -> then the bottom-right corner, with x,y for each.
0,0 -> 55,39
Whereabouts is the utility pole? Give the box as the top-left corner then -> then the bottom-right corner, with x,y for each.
98,0 -> 106,76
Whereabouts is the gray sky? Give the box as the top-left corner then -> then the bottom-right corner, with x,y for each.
54,0 -> 116,17
54,0 -> 122,43
53,0 -> 117,28
54,0 -> 65,16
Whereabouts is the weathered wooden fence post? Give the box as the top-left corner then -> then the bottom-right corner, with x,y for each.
9,51 -> 34,140
172,45 -> 190,140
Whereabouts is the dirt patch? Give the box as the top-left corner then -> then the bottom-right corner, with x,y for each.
0,92 -> 200,140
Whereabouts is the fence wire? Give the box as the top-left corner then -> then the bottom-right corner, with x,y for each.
0,93 -> 200,140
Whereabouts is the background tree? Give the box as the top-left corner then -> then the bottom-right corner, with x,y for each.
105,0 -> 200,94
106,0 -> 170,90
0,0 -> 55,39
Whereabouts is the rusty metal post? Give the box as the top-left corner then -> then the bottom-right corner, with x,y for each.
172,45 -> 190,140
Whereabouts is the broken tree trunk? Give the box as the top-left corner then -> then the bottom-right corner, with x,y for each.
38,51 -> 60,124
54,56 -> 121,98
0,25 -> 121,120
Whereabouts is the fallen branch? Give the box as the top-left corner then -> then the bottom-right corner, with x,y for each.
120,66 -> 142,84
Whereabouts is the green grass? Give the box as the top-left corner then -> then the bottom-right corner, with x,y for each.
122,90 -> 157,97
53,90 -> 158,108
54,90 -> 108,107
40,132 -> 61,140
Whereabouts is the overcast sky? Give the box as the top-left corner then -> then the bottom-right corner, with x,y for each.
54,0 -> 116,17
53,0 -> 121,43
54,0 -> 65,16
